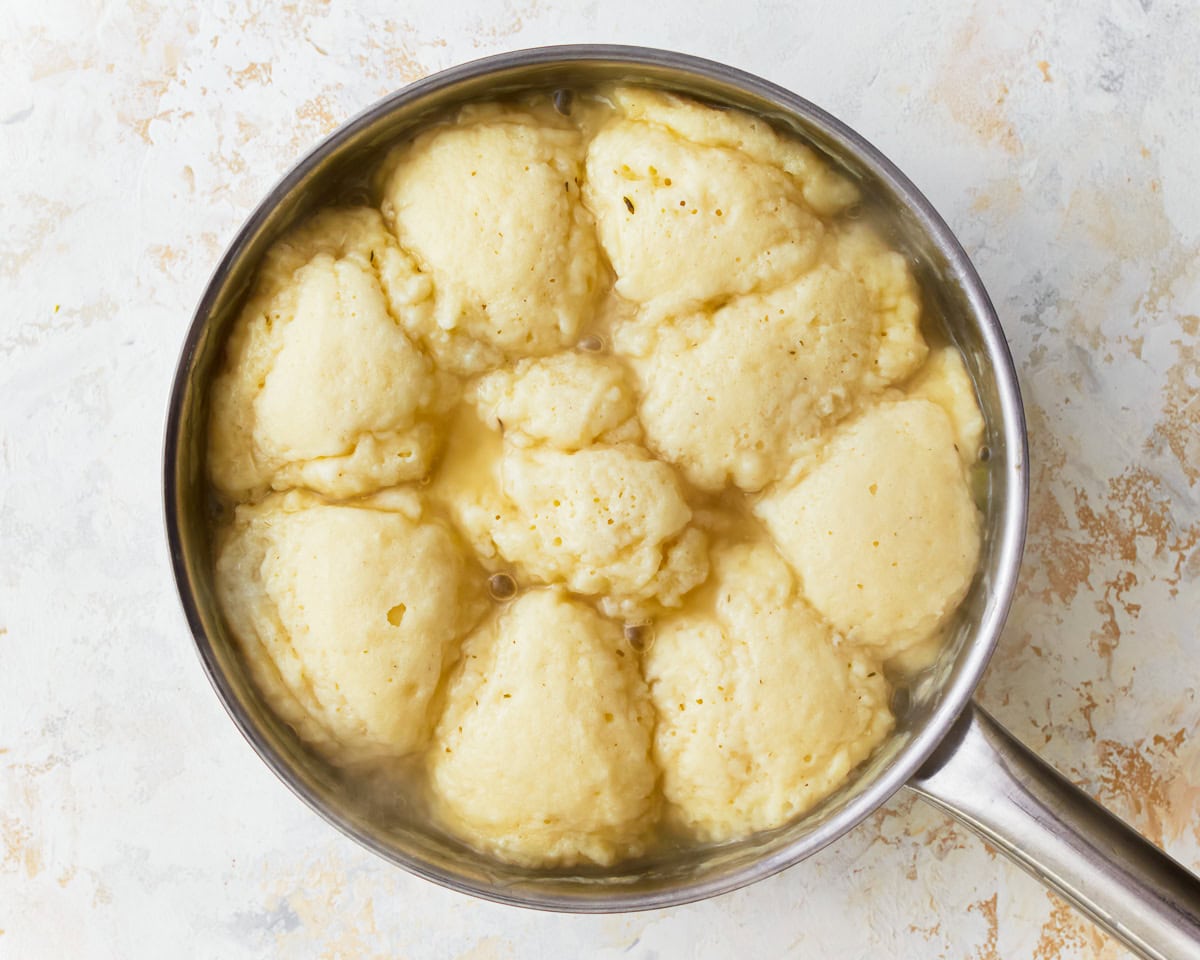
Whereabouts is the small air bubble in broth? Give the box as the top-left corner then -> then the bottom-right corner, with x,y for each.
488,572 -> 517,601
578,334 -> 605,353
624,621 -> 654,652
553,89 -> 574,116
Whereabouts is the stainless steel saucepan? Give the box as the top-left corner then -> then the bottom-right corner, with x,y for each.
163,45 -> 1200,959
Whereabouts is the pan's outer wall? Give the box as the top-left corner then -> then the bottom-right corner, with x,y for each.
163,45 -> 1028,912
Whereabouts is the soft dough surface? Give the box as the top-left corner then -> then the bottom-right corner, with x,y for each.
490,444 -> 707,615
208,207 -> 444,500
605,87 -> 861,217
644,540 -> 893,841
754,398 -> 982,659
904,345 -> 986,467
434,359 -> 708,616
381,105 -> 605,373
215,490 -> 485,763
473,351 -> 640,450
583,87 -> 859,315
206,85 -> 990,868
615,225 -> 927,492
428,589 -> 658,866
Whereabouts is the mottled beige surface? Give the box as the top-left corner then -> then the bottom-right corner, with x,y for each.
1,1 -> 1197,958
208,207 -> 445,500
474,352 -> 640,450
614,223 -> 928,492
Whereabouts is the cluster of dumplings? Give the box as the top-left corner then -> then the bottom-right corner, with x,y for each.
209,86 -> 985,867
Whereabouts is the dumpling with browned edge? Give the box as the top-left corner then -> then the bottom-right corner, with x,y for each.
754,398 -> 983,661
381,103 -> 606,373
429,588 -> 658,867
208,207 -> 447,501
215,490 -> 486,764
644,540 -> 893,842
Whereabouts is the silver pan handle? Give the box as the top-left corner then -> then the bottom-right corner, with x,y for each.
908,701 -> 1200,960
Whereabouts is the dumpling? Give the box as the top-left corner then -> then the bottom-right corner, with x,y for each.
644,540 -> 893,841
381,104 -> 606,373
428,588 -> 658,866
215,490 -> 486,763
605,86 -> 860,216
904,345 -> 985,467
491,444 -> 707,614
208,207 -> 445,500
473,351 -> 640,450
615,225 -> 927,492
754,398 -> 982,659
583,86 -> 858,314
432,358 -> 708,617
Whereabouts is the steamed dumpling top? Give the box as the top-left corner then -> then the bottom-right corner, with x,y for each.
473,350 -> 641,450
755,397 -> 982,660
429,588 -> 658,866
206,84 -> 990,867
644,539 -> 893,841
215,490 -> 486,763
614,224 -> 927,492
208,207 -> 446,500
583,86 -> 859,315
381,103 -> 606,373
433,355 -> 709,618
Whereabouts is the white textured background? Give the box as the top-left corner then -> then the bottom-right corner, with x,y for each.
2,1 -> 1198,957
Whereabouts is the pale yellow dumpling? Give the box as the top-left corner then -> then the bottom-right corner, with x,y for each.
215,490 -> 485,763
244,204 -> 432,307
463,352 -> 705,610
583,86 -> 858,315
584,122 -> 819,313
606,86 -> 860,217
616,225 -> 927,492
204,84 -> 994,868
432,364 -> 708,616
644,540 -> 893,842
473,351 -> 640,450
755,398 -> 982,660
381,105 -> 605,373
492,444 -> 707,616
208,207 -> 444,500
429,589 -> 658,866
